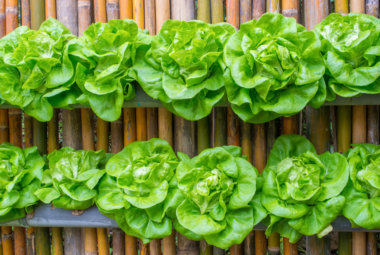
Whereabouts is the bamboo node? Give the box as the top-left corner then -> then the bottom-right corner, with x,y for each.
106,2 -> 119,10
78,1 -> 91,7
85,252 -> 98,255
268,247 -> 281,252
5,6 -> 18,15
72,209 -> 84,216
282,8 -> 298,17
2,232 -> 13,240
0,124 -> 9,130
0,13 -> 5,20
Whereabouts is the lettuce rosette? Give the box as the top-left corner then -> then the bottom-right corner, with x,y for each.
134,20 -> 235,121
0,143 -> 45,221
315,13 -> 380,98
35,147 -> 108,210
0,18 -> 80,122
342,144 -> 380,229
101,138 -> 183,243
223,13 -> 327,123
174,146 -> 266,249
261,135 -> 348,243
73,19 -> 151,121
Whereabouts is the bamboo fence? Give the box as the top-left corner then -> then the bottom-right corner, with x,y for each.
0,0 -> 378,254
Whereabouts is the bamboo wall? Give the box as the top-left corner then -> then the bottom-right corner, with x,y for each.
0,0 -> 378,254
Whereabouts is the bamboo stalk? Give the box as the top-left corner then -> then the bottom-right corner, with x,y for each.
107,0 -> 119,20
281,0 -> 300,24
305,106 -> 331,255
335,0 -> 349,14
24,114 -> 33,148
364,0 -> 379,251
211,0 -> 223,23
336,106 -> 353,255
0,7 -> 6,249
134,1 -> 149,252
253,124 -> 266,255
155,3 -> 175,255
352,106 -> 367,255
198,0 -> 210,22
45,0 -> 56,18
120,0 -> 132,19
252,0 -> 266,20
21,0 -> 30,27
120,1 -> 138,253
26,228 -> 35,255
2,226 -> 13,255
267,0 -> 281,13
366,0 -> 379,16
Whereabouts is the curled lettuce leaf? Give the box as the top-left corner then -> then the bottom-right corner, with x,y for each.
134,20 -> 235,121
103,138 -> 182,243
315,13 -> 380,98
0,143 -> 45,221
342,144 -> 380,229
261,135 -> 348,243
223,13 -> 326,123
35,147 -> 108,210
175,146 -> 265,249
0,18 -> 80,122
73,19 -> 151,122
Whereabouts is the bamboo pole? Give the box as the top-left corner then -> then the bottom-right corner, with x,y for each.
366,0 -> 379,16
252,123 -> 267,255
366,1 -> 379,252
93,2 -> 111,254
0,7 -> 7,254
120,0 -> 132,19
28,0 -> 52,253
119,2 -> 138,254
282,115 -> 299,255
304,0 -> 330,253
226,3 -> 243,254
154,3 -> 175,255
252,0 -> 266,20
48,111 -> 63,255
196,3 -> 213,255
21,0 -> 30,27
6,1 -> 26,253
335,0 -> 349,14
106,2 -> 126,254
281,0 -> 300,22
336,106 -> 353,255
57,3 -> 82,253
45,0 -> 56,18
210,3 -> 226,255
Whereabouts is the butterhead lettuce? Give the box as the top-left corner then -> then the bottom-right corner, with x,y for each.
0,18 -> 80,122
35,147 -> 108,210
261,135 -> 348,243
134,20 -> 235,121
223,13 -> 327,123
73,19 -> 151,122
0,143 -> 45,221
315,13 -> 380,98
342,144 -> 380,229
102,138 -> 183,243
175,146 -> 266,249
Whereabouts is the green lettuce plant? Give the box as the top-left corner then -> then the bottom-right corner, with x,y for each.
223,13 -> 327,123
342,144 -> 380,229
35,147 -> 107,210
101,138 -> 183,243
0,18 -> 80,122
133,20 -> 235,121
73,19 -> 151,122
175,146 -> 266,249
0,143 -> 45,221
262,134 -> 348,243
315,13 -> 380,98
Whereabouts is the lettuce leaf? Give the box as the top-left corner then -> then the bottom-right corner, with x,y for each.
261,134 -> 348,243
223,13 -> 326,123
134,20 -> 235,121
